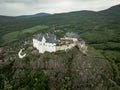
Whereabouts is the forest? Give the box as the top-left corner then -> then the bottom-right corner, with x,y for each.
0,4 -> 120,90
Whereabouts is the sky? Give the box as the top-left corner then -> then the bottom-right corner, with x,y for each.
0,0 -> 120,16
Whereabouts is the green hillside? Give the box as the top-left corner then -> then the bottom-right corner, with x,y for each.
0,5 -> 120,46
0,4 -> 120,90
2,25 -> 48,45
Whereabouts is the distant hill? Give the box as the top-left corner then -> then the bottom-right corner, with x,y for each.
0,4 -> 120,22
0,4 -> 120,45
0,4 -> 120,90
98,4 -> 120,16
0,15 -> 17,23
54,10 -> 96,17
19,13 -> 51,18
0,13 -> 51,23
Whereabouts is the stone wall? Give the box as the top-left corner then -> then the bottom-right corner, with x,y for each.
76,40 -> 88,54
33,39 -> 56,53
33,37 -> 88,54
56,43 -> 76,51
56,39 -> 88,54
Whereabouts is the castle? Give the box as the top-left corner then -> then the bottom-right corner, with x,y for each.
33,33 -> 56,53
33,32 -> 87,54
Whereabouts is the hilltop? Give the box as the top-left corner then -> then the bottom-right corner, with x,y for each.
0,4 -> 120,90
0,46 -> 115,90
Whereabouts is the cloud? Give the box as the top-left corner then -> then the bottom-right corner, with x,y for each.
0,0 -> 120,16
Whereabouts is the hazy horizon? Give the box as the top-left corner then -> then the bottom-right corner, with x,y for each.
0,0 -> 120,16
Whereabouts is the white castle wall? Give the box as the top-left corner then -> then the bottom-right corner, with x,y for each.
61,37 -> 78,42
33,37 -> 87,54
56,43 -> 76,51
33,39 -> 56,53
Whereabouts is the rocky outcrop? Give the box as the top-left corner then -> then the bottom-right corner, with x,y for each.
76,40 -> 88,55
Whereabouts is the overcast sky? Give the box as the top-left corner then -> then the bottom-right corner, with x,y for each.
0,0 -> 120,16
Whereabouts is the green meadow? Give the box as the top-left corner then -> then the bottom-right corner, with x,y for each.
2,25 -> 49,44
22,25 -> 48,33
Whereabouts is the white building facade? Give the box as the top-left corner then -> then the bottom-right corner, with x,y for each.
33,32 -> 86,54
33,33 -> 56,53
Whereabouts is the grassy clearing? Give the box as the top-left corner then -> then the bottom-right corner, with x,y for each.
2,25 -> 49,44
2,31 -> 21,44
22,25 -> 48,33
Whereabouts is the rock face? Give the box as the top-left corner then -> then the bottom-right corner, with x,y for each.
76,40 -> 88,54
